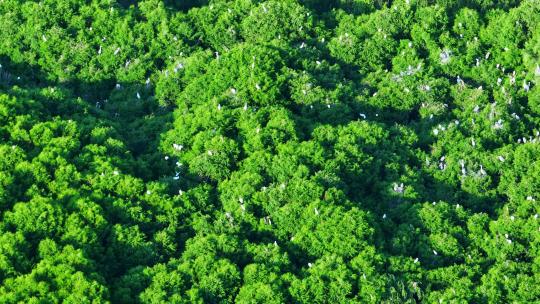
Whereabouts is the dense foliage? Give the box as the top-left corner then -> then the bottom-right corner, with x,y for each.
1,0 -> 540,302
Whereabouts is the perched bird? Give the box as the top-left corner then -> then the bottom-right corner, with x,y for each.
493,119 -> 504,130
456,75 -> 464,86
393,183 -> 404,194
523,81 -> 530,92
439,50 -> 451,64
174,63 -> 183,73
480,165 -> 486,176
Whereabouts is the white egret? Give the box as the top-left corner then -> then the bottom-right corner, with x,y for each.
440,49 -> 451,64
393,183 -> 404,194
523,81 -> 530,92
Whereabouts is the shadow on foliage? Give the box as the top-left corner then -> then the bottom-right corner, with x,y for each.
1,56 -> 190,278
0,56 -> 175,181
116,0 -> 211,11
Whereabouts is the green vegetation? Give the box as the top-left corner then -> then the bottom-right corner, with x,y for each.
1,0 -> 540,302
